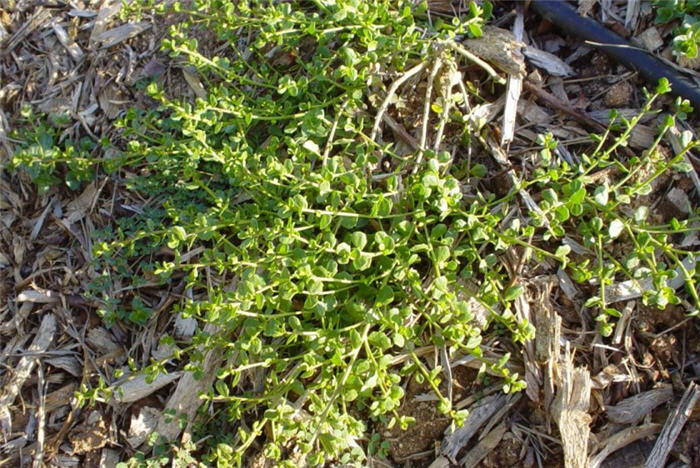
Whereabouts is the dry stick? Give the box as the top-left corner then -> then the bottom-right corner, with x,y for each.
370,62 -> 427,144
413,55 -> 443,175
322,102 -> 347,166
33,361 -> 46,468
433,63 -> 453,153
501,3 -> 525,147
447,41 -> 506,85
440,345 -> 453,408
644,382 -> 700,468
381,113 -> 420,151
522,80 -> 607,134
588,423 -> 661,468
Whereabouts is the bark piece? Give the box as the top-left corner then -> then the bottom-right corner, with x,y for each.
589,423 -> 661,468
127,406 -> 159,448
644,382 -> 700,468
153,323 -> 224,443
111,372 -> 182,404
606,384 -> 673,425
0,314 -> 56,434
605,255 -> 697,303
553,344 -> 592,468
459,424 -> 507,468
502,6 -> 525,147
440,393 -> 507,462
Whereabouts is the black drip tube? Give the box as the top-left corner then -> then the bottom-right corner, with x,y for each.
530,0 -> 700,112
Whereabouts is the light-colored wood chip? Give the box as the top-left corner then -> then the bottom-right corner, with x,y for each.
64,182 -> 99,225
553,343 -> 591,468
645,382 -> 700,468
99,448 -> 121,468
87,327 -> 121,354
16,288 -> 60,303
624,0 -> 641,31
523,46 -> 575,77
589,423 -> 661,468
637,27 -> 664,52
154,323 -> 224,442
462,26 -> 525,76
182,67 -> 208,100
606,384 -> 673,425
126,406 -> 160,448
92,22 -> 151,49
0,314 -> 56,434
52,23 -> 84,61
111,371 -> 183,404
578,0 -> 598,16
605,255 -> 697,304
46,356 -> 82,377
89,0 -> 131,45
501,5 -> 524,147
440,393 -> 507,461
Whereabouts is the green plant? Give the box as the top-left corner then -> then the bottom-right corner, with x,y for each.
9,0 -> 700,466
654,0 -> 700,58
524,82 -> 699,336
90,0 -> 530,465
8,107 -> 103,193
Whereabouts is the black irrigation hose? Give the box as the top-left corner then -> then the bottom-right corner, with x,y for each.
530,0 -> 700,112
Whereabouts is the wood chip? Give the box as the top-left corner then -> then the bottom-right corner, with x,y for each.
624,0 -> 641,31
64,182 -> 99,225
46,356 -> 82,377
16,289 -> 60,303
182,67 -> 208,100
99,448 -> 121,468
92,22 -> 151,49
553,343 -> 592,468
154,323 -> 224,442
589,423 -> 661,468
0,314 -> 56,434
459,423 -> 507,467
502,5 -> 524,147
666,187 -> 691,215
52,23 -> 84,61
111,371 -> 183,404
86,327 -> 120,354
606,384 -> 673,425
523,46 -> 575,77
44,383 -> 77,413
637,27 -> 664,52
644,382 -> 700,468
89,1 -> 129,45
605,255 -> 697,304
127,406 -> 159,448
462,26 -> 525,76
578,0 -> 598,17
440,393 -> 507,461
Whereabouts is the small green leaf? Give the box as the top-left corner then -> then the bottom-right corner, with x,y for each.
376,285 -> 394,307
503,284 -> 524,302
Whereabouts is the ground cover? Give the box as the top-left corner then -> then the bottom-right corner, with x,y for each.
1,1 -> 699,467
